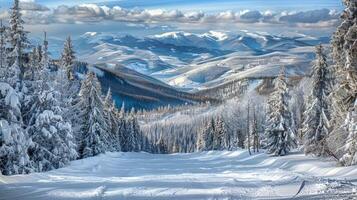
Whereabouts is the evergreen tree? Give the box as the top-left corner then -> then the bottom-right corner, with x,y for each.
104,88 -> 121,151
61,36 -> 75,81
330,0 -> 356,125
246,102 -> 251,155
73,72 -> 111,158
196,125 -> 206,151
25,32 -> 77,172
340,100 -> 357,165
36,45 -> 42,67
0,20 -> 6,76
213,116 -> 227,150
6,0 -> 30,87
116,104 -> 127,150
302,45 -> 332,156
0,0 -> 33,175
265,67 -> 296,156
40,32 -> 49,70
27,96 -> 78,172
251,105 -> 259,153
28,47 -> 40,81
122,109 -> 141,152
329,0 -> 357,166
0,83 -> 32,175
196,118 -> 214,151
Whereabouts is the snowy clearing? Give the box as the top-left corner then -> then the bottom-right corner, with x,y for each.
0,150 -> 357,200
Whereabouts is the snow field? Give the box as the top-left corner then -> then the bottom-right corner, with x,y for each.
1,150 -> 357,200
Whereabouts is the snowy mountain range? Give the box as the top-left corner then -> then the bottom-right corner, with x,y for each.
70,30 -> 327,93
37,30 -> 328,108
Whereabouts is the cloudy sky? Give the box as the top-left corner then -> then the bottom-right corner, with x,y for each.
0,0 -> 344,38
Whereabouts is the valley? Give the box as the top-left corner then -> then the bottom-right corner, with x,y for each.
66,30 -> 326,109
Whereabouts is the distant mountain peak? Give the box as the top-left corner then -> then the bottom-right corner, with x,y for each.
153,31 -> 193,39
202,31 -> 229,41
84,32 -> 98,37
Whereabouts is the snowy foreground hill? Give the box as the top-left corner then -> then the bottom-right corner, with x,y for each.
1,150 -> 356,200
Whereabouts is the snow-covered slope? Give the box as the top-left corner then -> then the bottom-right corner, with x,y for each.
1,150 -> 356,200
157,50 -> 312,91
75,32 -> 228,72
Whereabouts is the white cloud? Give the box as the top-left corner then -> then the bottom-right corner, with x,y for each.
20,0 -> 49,11
279,9 -> 337,23
0,3 -> 340,28
239,10 -> 262,22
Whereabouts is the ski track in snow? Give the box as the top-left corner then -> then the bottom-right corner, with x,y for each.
0,150 -> 357,200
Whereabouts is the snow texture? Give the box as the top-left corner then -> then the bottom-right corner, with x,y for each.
0,150 -> 356,200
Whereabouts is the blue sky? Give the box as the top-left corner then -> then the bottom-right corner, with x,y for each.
99,0 -> 344,12
1,0 -> 344,11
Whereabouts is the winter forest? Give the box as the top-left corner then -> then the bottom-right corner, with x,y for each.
0,0 -> 356,199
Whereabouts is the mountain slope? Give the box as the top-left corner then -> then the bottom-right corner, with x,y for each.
72,31 -> 326,93
77,63 -> 215,110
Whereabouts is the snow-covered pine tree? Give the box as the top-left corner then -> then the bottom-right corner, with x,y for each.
213,116 -> 227,150
330,0 -> 356,124
0,0 -> 34,175
329,0 -> 357,166
133,113 -> 142,152
246,102 -> 251,155
0,82 -> 32,175
302,45 -> 332,156
251,105 -> 259,153
25,31 -> 77,172
337,0 -> 357,166
36,45 -> 42,66
196,118 -> 214,151
28,47 -> 39,81
207,118 -> 215,150
61,36 -> 75,81
104,88 -> 121,151
265,67 -> 296,156
40,32 -> 49,70
120,102 -> 125,116
6,0 -> 30,88
196,122 -> 206,151
27,94 -> 78,172
73,72 -> 111,158
0,20 -> 6,76
21,46 -> 43,127
122,109 -> 141,152
340,99 -> 357,165
58,36 -> 80,115
289,82 -> 306,144
116,103 -> 127,149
